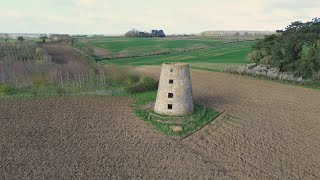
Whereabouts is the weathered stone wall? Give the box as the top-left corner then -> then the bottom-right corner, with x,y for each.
154,63 -> 194,116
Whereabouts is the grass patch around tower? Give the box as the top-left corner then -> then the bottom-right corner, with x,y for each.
131,91 -> 221,137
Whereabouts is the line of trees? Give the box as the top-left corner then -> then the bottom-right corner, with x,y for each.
249,18 -> 320,82
124,29 -> 166,37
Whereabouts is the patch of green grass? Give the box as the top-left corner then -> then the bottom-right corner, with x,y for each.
0,84 -> 15,96
131,91 -> 157,106
131,91 -> 221,136
74,37 -> 255,72
0,83 -> 125,100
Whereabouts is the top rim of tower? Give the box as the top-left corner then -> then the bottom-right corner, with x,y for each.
163,62 -> 189,66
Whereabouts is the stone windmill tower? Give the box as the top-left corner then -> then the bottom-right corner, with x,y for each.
154,63 -> 194,116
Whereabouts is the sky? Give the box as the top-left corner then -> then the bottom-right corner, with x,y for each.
0,0 -> 319,34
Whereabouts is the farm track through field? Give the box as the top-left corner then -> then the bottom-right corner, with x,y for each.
1,45 -> 320,179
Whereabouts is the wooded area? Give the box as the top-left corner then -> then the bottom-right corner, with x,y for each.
249,18 -> 320,82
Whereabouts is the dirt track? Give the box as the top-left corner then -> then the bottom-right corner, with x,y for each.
1,47 -> 320,179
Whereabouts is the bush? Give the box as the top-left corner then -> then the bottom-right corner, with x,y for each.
249,18 -> 320,80
0,84 -> 14,96
55,87 -> 66,96
111,74 -> 140,86
31,75 -> 50,86
125,75 -> 140,85
125,77 -> 158,94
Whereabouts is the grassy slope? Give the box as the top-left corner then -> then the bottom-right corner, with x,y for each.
100,41 -> 254,71
74,37 -> 254,71
74,37 -> 224,55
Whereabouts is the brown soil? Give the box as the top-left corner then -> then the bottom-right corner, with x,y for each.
0,97 -> 231,179
135,66 -> 320,179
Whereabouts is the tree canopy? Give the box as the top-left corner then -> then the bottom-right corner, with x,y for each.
250,18 -> 320,81
124,29 -> 166,37
17,36 -> 24,42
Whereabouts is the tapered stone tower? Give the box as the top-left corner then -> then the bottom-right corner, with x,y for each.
154,62 -> 194,116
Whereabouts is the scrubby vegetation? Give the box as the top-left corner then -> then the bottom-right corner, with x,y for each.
125,76 -> 158,94
0,42 -> 107,97
0,42 -> 158,98
249,18 -> 320,83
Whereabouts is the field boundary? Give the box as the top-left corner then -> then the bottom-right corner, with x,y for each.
180,110 -> 227,141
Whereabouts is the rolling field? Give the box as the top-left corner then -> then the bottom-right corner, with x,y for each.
102,41 -> 253,70
74,37 -> 255,71
75,37 -> 224,57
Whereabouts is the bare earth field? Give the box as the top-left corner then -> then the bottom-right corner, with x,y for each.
135,66 -> 320,179
1,46 -> 320,179
0,97 -> 231,179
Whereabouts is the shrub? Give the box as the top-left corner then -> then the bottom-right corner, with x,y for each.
55,87 -> 66,96
249,18 -> 320,80
0,84 -> 14,96
110,74 -> 140,86
31,75 -> 49,86
125,77 -> 158,94
89,66 -> 99,76
125,75 -> 140,85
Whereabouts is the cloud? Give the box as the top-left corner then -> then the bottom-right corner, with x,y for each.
0,0 -> 319,34
77,0 -> 97,6
265,0 -> 320,10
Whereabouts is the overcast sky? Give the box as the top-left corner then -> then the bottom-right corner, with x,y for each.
1,0 -> 319,34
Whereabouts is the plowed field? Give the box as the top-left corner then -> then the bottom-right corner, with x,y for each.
1,46 -> 320,179
135,66 -> 320,179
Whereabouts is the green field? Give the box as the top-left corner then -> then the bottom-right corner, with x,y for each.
74,37 -> 255,71
75,37 -> 225,58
